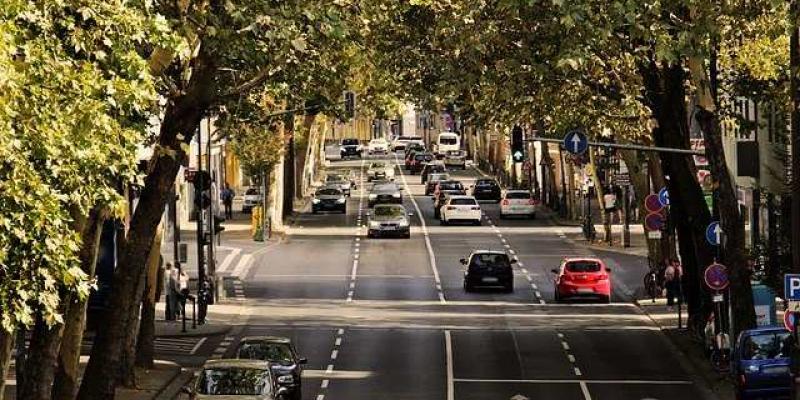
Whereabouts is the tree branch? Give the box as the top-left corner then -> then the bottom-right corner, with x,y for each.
220,68 -> 272,98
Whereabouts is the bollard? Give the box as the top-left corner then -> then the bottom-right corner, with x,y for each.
181,301 -> 187,333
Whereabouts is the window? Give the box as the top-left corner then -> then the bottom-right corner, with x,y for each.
470,254 -> 510,269
565,261 -> 601,273
197,368 -> 270,395
245,188 -> 259,196
374,206 -> 404,217
440,137 -> 458,145
450,198 -> 477,206
317,189 -> 342,196
440,182 -> 464,191
237,342 -> 294,363
742,332 -> 792,360
342,139 -> 359,146
416,154 -> 434,162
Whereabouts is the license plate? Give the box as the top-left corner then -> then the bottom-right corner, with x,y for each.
577,288 -> 594,294
482,277 -> 499,283
382,225 -> 396,230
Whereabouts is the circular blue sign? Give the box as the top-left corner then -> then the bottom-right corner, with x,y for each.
658,187 -> 670,207
563,130 -> 588,155
706,221 -> 721,246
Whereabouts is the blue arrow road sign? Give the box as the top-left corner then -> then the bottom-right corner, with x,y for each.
785,274 -> 800,301
563,130 -> 588,155
658,187 -> 670,207
705,221 -> 722,246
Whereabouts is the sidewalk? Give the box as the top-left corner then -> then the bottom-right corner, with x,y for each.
636,298 -> 735,400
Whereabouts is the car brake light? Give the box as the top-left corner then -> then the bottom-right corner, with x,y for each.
502,199 -> 510,206
596,274 -> 609,281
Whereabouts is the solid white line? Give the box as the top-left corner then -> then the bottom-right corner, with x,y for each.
580,382 -> 592,400
216,248 -> 242,273
445,330 -> 455,400
395,155 -> 444,303
190,337 -> 207,355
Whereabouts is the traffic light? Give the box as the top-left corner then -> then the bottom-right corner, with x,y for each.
213,215 -> 226,234
511,125 -> 524,162
344,91 -> 356,119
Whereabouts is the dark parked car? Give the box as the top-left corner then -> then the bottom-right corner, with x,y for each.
312,186 -> 346,214
367,204 -> 412,238
235,336 -> 307,400
733,327 -> 792,400
471,178 -> 502,202
368,182 -> 402,207
421,162 -> 447,183
339,138 -> 361,159
461,250 -> 515,292
404,142 -> 426,159
408,153 -> 435,174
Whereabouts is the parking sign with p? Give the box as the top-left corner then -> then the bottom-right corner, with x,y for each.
784,274 -> 800,301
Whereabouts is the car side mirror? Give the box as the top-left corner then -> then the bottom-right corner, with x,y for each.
551,269 -> 559,274
460,258 -> 467,265
299,357 -> 308,365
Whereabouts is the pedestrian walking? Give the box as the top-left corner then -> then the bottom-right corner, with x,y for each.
222,184 -> 234,219
178,269 -> 189,315
664,259 -> 683,308
602,186 -> 618,224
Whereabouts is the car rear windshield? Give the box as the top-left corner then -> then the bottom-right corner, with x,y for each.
237,342 -> 294,363
439,182 -> 464,190
565,261 -> 602,273
450,198 -> 477,206
342,139 -> 359,146
742,332 -> 792,360
317,189 -> 342,196
506,192 -> 531,199
415,154 -> 434,162
326,175 -> 343,182
439,137 -> 458,145
470,254 -> 510,269
245,189 -> 259,195
197,368 -> 269,395
476,180 -> 498,187
430,174 -> 449,181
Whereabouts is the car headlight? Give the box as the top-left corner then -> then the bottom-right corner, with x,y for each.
369,194 -> 377,200
312,198 -> 320,204
336,198 -> 346,204
369,221 -> 381,228
277,375 -> 294,384
392,193 -> 401,198
399,219 -> 409,227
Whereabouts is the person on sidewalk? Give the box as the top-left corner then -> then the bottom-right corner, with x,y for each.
222,184 -> 234,220
165,263 -> 180,320
178,269 -> 189,315
664,259 -> 683,309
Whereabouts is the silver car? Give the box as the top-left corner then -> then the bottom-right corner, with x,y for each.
368,204 -> 412,238
325,173 -> 353,196
184,359 -> 290,399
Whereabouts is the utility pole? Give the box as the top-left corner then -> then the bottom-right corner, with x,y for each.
195,127 -> 206,324
792,0 -> 800,272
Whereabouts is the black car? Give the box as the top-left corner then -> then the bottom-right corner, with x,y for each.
421,163 -> 447,183
472,178 -> 502,202
339,138 -> 361,159
367,204 -> 412,238
404,142 -> 426,159
409,153 -> 435,174
368,182 -> 402,207
235,336 -> 307,400
461,250 -> 515,292
312,186 -> 346,214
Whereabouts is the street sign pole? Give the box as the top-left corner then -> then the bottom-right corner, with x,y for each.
622,185 -> 631,247
195,127 -> 206,329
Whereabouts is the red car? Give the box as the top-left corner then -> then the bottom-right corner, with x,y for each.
552,258 -> 611,303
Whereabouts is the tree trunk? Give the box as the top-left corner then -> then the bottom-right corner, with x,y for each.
791,0 -> 800,272
0,329 -> 14,400
135,227 -> 164,369
77,50 -> 217,400
639,60 -> 715,333
295,114 -> 317,199
18,314 -> 66,400
52,208 -> 106,400
283,114 -> 296,218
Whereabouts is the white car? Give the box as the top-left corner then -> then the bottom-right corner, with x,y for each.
367,138 -> 389,155
367,161 -> 395,181
242,187 -> 262,213
500,190 -> 538,219
440,195 -> 482,225
391,136 -> 424,151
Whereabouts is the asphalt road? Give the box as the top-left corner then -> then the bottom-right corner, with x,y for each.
191,154 -> 715,400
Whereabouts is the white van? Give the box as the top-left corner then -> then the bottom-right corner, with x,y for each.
435,132 -> 460,156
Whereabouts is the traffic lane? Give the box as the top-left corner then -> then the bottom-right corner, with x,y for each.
293,167 -> 365,229
451,329 -> 575,380
480,201 -> 552,228
431,232 -> 541,303
245,237 -> 353,299
239,325 -> 340,399
325,328 -> 446,400
355,220 -> 438,301
563,329 -> 695,381
500,233 -> 578,303
454,382 -> 585,400
588,382 -> 704,400
589,247 -> 648,300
